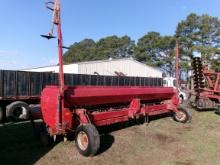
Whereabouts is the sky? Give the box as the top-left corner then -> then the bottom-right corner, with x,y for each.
0,0 -> 220,70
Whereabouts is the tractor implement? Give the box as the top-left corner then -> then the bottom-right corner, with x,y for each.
37,0 -> 191,157
190,56 -> 220,111
40,85 -> 190,156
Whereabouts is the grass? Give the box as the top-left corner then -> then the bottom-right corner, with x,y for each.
1,107 -> 220,165
0,121 -> 53,165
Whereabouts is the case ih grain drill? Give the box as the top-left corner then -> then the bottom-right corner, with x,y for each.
38,0 -> 191,156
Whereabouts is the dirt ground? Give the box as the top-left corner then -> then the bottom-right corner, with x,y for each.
1,106 -> 220,165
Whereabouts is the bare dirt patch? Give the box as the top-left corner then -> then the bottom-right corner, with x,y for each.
150,132 -> 177,144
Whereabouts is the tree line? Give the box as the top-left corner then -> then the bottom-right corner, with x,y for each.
64,13 -> 220,76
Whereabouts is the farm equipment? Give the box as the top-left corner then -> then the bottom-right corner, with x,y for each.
190,56 -> 220,111
37,0 -> 191,156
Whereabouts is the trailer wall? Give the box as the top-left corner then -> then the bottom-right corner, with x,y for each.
0,70 -> 163,99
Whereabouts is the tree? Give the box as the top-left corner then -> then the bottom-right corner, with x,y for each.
63,36 -> 135,64
134,32 -> 176,75
176,13 -> 220,71
63,39 -> 96,63
95,35 -> 135,59
63,13 -> 220,73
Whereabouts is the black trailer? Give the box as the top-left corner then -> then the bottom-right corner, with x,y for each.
0,70 -> 163,122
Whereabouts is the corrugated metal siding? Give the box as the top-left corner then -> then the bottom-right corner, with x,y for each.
23,59 -> 162,78
78,59 -> 162,77
23,64 -> 78,74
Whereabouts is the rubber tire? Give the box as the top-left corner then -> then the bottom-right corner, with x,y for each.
75,124 -> 100,157
6,101 -> 30,121
173,108 -> 191,123
0,106 -> 4,123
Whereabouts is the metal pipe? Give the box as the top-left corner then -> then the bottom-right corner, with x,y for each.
56,0 -> 64,127
175,40 -> 180,90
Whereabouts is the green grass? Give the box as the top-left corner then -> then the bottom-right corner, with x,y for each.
0,121 -> 53,165
1,108 -> 220,165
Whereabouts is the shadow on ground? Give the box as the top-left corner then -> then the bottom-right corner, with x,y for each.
0,112 -> 177,163
96,112 -> 173,155
96,112 -> 173,134
0,121 -> 54,165
97,134 -> 115,155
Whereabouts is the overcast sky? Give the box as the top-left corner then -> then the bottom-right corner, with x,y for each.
0,0 -> 219,70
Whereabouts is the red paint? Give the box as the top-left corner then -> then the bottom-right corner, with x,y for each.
41,86 -> 72,135
198,67 -> 220,100
57,13 -> 64,97
41,85 -> 179,135
64,86 -> 175,107
128,98 -> 141,118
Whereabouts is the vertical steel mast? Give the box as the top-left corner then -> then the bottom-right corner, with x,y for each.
56,0 -> 65,97
56,0 -> 64,128
42,0 -> 64,127
175,40 -> 180,90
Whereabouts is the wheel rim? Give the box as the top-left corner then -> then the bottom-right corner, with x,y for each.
77,131 -> 89,151
175,111 -> 186,122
